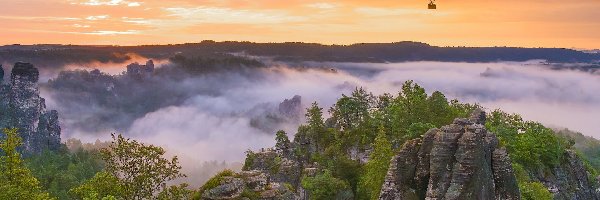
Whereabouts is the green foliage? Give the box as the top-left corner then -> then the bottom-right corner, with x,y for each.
305,102 -> 335,153
386,81 -> 476,145
240,188 -> 260,200
295,82 -> 477,198
512,163 -> 530,183
242,150 -> 256,171
406,122 -> 435,141
103,134 -> 185,199
301,170 -> 350,200
513,158 -> 553,200
275,130 -> 292,157
487,111 -> 571,200
556,129 -> 600,172
358,127 -> 394,200
519,182 -> 553,200
72,134 -> 187,200
486,110 -> 570,170
198,169 -> 235,196
69,171 -> 124,199
329,88 -> 374,132
157,183 -> 194,200
26,147 -> 103,199
0,128 -> 53,200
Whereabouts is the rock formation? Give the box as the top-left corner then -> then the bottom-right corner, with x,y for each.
201,170 -> 296,200
0,62 -> 61,155
537,150 -> 599,200
126,60 -> 155,77
379,109 -> 521,200
248,95 -> 304,133
278,95 -> 302,121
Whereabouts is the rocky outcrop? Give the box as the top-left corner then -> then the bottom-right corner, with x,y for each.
126,60 -> 154,76
243,149 -> 303,189
379,109 -> 521,200
278,95 -> 302,121
0,62 -> 61,155
536,150 -> 599,200
201,170 -> 295,200
248,95 -> 304,133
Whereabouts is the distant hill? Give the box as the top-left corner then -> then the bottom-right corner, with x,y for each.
1,41 -> 599,70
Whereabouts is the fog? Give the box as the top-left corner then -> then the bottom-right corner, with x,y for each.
38,59 -> 600,186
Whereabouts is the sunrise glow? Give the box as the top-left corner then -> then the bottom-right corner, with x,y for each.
1,0 -> 599,48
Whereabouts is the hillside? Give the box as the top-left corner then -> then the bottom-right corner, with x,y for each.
1,42 -> 599,71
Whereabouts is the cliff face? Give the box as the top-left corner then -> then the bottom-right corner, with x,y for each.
0,62 -> 61,155
537,150 -> 599,200
379,109 -> 521,200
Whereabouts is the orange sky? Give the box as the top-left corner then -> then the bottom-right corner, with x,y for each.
1,0 -> 598,49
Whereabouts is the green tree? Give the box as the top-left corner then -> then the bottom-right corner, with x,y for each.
275,130 -> 292,157
406,122 -> 435,141
329,87 -> 373,131
388,81 -> 429,139
301,170 -> 350,200
69,171 -> 124,199
358,127 -> 394,200
426,91 -> 453,126
486,110 -> 569,170
306,102 -> 333,152
26,147 -> 104,199
72,134 -> 189,200
0,128 -> 53,200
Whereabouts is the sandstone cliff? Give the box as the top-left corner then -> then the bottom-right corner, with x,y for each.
378,109 -> 521,200
0,62 -> 61,155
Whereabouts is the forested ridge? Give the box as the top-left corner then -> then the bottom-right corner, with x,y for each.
2,41 -> 599,70
1,81 -> 599,199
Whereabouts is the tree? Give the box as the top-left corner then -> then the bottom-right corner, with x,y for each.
486,110 -> 569,169
69,171 -> 124,199
301,170 -> 350,200
329,88 -> 374,131
306,102 -> 332,152
358,127 -> 394,200
388,81 -> 429,138
275,130 -> 292,157
26,147 -> 104,200
426,91 -> 452,126
73,133 -> 188,200
0,128 -> 53,200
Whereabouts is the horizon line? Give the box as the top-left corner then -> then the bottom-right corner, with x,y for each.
1,40 -> 597,51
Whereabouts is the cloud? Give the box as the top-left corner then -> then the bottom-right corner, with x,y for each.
127,2 -> 141,7
306,3 -> 339,10
163,7 -> 307,24
80,30 -> 140,35
73,24 -> 91,28
85,15 -> 110,20
40,59 -> 600,186
78,0 -> 141,7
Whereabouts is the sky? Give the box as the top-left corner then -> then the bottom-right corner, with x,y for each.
1,0 -> 599,48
